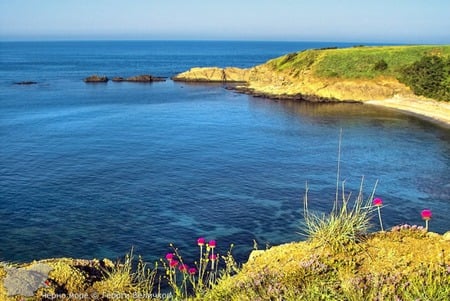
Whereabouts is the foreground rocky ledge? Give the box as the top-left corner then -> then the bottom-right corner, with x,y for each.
1,229 -> 449,300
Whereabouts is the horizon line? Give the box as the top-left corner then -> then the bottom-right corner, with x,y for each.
0,38 -> 430,46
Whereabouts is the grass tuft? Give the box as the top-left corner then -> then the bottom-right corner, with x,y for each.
302,179 -> 376,253
93,248 -> 157,296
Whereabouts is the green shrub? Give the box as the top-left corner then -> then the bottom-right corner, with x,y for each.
373,59 -> 388,71
398,55 -> 450,101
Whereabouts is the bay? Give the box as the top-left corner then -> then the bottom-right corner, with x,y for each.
0,41 -> 449,264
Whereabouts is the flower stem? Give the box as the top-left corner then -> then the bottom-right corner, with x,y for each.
199,246 -> 203,275
377,206 -> 384,231
425,219 -> 429,232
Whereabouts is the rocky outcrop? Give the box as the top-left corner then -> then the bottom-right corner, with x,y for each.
173,64 -> 410,103
112,74 -> 166,83
84,75 -> 108,83
172,67 -> 248,82
84,74 -> 166,83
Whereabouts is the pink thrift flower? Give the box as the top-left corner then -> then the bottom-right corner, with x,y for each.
179,264 -> 188,273
197,237 -> 205,246
170,259 -> 179,268
208,240 -> 216,248
209,254 -> 218,261
188,267 -> 197,275
373,197 -> 383,206
421,209 -> 432,220
165,253 -> 174,261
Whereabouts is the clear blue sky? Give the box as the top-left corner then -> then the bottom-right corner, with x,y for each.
1,0 -> 449,43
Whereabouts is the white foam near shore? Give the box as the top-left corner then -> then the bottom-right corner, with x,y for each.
365,95 -> 450,129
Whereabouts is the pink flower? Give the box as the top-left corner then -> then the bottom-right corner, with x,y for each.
373,197 -> 383,207
179,264 -> 188,273
188,267 -> 197,275
170,259 -> 179,268
208,240 -> 216,248
209,254 -> 218,261
165,253 -> 174,261
421,209 -> 432,220
197,237 -> 205,246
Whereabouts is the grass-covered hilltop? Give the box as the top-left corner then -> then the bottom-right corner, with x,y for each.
173,45 -> 450,126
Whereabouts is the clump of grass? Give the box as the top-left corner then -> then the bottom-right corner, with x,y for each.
93,248 -> 157,296
302,179 -> 377,253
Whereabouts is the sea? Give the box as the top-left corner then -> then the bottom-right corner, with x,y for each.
0,41 -> 449,265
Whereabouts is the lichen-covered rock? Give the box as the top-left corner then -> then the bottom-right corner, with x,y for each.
3,263 -> 52,297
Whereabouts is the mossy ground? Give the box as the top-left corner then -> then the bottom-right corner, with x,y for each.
1,229 -> 448,300
203,228 -> 450,301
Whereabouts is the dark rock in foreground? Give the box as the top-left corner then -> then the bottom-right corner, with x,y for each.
84,75 -> 109,83
112,74 -> 166,83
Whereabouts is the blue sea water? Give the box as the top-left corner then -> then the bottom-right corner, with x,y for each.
0,41 -> 449,264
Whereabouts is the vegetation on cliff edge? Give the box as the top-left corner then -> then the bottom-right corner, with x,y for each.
268,45 -> 450,101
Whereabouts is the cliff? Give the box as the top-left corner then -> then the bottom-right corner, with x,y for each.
172,67 -> 249,82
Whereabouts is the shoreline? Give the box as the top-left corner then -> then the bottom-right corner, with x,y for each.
231,84 -> 450,128
365,96 -> 450,129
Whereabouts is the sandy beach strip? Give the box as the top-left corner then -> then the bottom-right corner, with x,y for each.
365,96 -> 450,129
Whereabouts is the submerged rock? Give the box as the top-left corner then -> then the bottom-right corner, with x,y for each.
14,81 -> 38,85
84,75 -> 109,83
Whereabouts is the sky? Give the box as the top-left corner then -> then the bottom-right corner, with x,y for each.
1,0 -> 449,43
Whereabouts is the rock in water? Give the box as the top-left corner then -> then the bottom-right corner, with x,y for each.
112,77 -> 125,82
84,75 -> 109,83
124,74 -> 166,82
111,75 -> 166,83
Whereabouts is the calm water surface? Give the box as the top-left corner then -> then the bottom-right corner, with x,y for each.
0,41 -> 449,264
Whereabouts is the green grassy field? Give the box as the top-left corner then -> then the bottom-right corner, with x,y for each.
269,45 -> 450,79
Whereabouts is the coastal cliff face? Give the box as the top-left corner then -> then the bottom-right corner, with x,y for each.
172,64 -> 410,101
245,66 -> 411,101
172,67 -> 249,82
172,63 -> 412,102
173,45 -> 450,102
